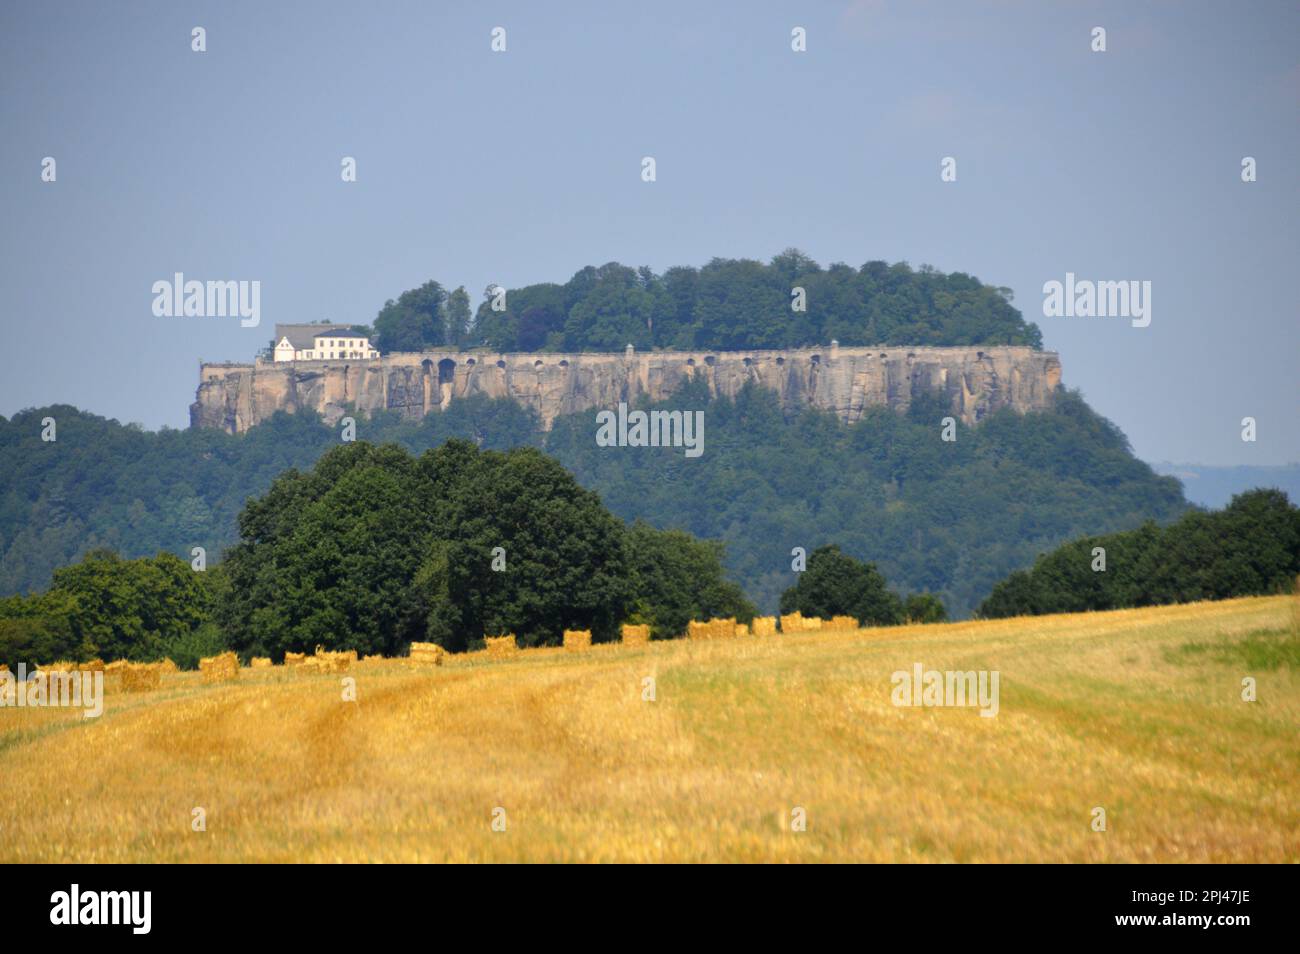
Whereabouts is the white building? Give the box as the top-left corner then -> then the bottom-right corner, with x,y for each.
273,324 -> 379,362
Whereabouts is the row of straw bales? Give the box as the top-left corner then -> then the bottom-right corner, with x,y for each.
779,612 -> 820,633
780,612 -> 862,633
25,657 -> 177,678
687,617 -> 738,640
36,659 -> 109,673
22,610 -> 847,685
682,612 -> 858,637
687,616 -> 787,639
301,647 -> 357,673
23,610 -> 858,680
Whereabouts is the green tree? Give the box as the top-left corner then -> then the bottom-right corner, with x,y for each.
779,545 -> 904,626
419,441 -> 636,649
218,443 -> 433,658
903,593 -> 948,623
219,439 -> 645,655
977,489 -> 1300,617
443,286 -> 473,347
626,521 -> 754,639
373,280 -> 447,352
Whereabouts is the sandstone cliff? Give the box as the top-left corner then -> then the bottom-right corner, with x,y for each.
190,345 -> 1062,435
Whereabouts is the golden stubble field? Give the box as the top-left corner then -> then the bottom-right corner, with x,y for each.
1,596 -> 1296,862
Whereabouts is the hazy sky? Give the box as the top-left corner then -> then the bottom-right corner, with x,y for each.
1,1 -> 1295,465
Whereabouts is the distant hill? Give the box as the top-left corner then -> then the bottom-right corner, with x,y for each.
1152,462 -> 1300,510
0,384 -> 1188,618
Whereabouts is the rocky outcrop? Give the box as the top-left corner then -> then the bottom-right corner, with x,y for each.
190,345 -> 1062,434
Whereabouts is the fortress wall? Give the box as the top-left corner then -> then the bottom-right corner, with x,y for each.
190,346 -> 1062,435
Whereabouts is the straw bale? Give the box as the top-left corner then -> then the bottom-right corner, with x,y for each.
563,629 -> 592,651
620,623 -> 651,645
199,651 -> 239,684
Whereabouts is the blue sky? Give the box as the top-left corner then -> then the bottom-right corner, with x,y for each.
1,0 -> 1295,465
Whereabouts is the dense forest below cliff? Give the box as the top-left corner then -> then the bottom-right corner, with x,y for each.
0,383 -> 1187,617
365,250 -> 1045,354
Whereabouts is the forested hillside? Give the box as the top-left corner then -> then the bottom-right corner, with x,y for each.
546,382 -> 1187,615
977,489 -> 1300,618
0,381 -> 1188,617
367,250 -> 1045,354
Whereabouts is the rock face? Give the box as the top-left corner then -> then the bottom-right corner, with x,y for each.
190,345 -> 1062,434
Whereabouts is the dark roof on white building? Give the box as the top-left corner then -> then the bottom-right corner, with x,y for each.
274,324 -> 368,349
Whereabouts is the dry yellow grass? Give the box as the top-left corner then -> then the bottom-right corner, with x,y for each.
563,629 -> 592,651
1,595 -> 1296,862
284,652 -> 306,667
751,616 -> 777,637
250,657 -> 273,669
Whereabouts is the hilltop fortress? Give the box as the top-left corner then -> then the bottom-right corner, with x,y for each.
190,344 -> 1062,435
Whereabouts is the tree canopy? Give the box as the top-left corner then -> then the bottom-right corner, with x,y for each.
977,489 -> 1300,618
0,382 -> 1192,620
779,545 -> 909,626
411,250 -> 1044,354
372,280 -> 448,352
0,550 -> 222,667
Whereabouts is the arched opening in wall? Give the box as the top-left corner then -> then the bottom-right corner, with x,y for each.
559,359 -> 569,368
976,351 -> 985,360
906,352 -> 916,361
421,358 -> 434,374
775,356 -> 785,366
879,353 -> 888,359
496,359 -> 506,369
534,359 -> 544,368
466,357 -> 476,366
436,358 -> 456,411
704,355 -> 716,367
743,357 -> 753,367
686,358 -> 696,367
810,354 -> 821,365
